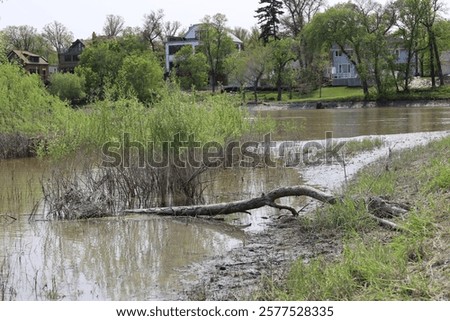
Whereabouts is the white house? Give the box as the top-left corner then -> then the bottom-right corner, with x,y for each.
330,43 -> 416,87
164,24 -> 243,74
440,51 -> 450,76
49,65 -> 58,75
330,44 -> 361,87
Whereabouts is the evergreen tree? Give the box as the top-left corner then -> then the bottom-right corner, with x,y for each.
255,0 -> 284,44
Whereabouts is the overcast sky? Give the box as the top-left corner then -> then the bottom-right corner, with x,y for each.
1,0 -> 391,40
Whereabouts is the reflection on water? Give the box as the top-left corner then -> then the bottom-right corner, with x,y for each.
204,168 -> 304,232
1,106 -> 449,300
1,215 -> 243,300
0,160 -> 301,300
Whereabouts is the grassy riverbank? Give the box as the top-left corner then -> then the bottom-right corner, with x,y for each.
246,83 -> 450,104
260,136 -> 449,300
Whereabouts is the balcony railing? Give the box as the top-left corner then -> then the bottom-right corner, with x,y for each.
333,73 -> 354,79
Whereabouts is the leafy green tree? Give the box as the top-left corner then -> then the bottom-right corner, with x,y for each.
48,72 -> 86,105
118,52 -> 164,103
174,45 -> 209,90
420,0 -> 446,87
255,0 -> 284,44
76,35 -> 150,100
395,0 -> 426,91
269,38 -> 296,101
280,0 -> 326,76
198,13 -> 236,92
225,51 -> 250,101
0,63 -> 71,136
354,0 -> 397,96
76,41 -> 122,99
226,44 -> 272,102
246,26 -> 263,48
0,31 -> 7,63
304,3 -> 377,98
435,19 -> 450,52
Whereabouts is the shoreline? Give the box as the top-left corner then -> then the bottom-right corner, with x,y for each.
301,130 -> 450,192
247,98 -> 450,111
180,130 -> 450,300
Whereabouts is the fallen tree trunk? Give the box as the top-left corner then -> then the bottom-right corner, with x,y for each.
124,185 -> 337,217
124,185 -> 408,231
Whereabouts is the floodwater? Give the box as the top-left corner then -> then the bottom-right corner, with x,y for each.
1,106 -> 449,300
258,106 -> 450,140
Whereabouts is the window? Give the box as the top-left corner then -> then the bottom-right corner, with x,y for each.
29,56 -> 39,63
73,55 -> 79,61
65,55 -> 72,62
335,50 -> 342,57
339,64 -> 351,74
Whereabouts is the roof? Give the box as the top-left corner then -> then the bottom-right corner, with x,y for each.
183,23 -> 243,44
8,50 -> 49,65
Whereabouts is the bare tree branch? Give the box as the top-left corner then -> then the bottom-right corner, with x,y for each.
103,14 -> 125,38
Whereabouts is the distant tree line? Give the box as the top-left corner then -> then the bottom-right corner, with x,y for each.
1,0 -> 450,104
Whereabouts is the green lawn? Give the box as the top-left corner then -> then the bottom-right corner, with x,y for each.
246,87 -> 365,103
244,84 -> 450,103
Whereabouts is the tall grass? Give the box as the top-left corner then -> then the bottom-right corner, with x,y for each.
263,136 -> 450,301
35,84 -> 273,219
44,85 -> 267,158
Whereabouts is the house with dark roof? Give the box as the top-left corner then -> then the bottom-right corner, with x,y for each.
58,39 -> 85,73
7,50 -> 49,81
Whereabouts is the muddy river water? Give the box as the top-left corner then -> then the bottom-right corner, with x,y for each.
1,106 -> 449,300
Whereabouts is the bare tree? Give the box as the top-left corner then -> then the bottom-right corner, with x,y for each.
122,26 -> 142,37
282,0 -> 326,37
3,25 -> 39,51
232,27 -> 250,44
42,21 -> 73,60
143,9 -> 164,51
103,14 -> 125,38
161,20 -> 182,40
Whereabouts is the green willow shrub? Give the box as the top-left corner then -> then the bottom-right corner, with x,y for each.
0,63 -> 72,136
45,85 -> 256,158
48,72 -> 86,105
117,52 -> 164,103
174,46 -> 209,91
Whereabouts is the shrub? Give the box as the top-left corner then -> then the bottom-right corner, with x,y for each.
48,72 -> 86,104
0,63 -> 71,136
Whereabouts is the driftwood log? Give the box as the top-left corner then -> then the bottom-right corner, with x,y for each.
124,185 -> 408,231
125,186 -> 337,217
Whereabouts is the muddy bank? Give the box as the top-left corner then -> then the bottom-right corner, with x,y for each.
178,130 -> 450,300
180,215 -> 342,300
248,99 -> 450,111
